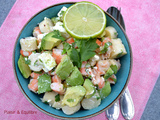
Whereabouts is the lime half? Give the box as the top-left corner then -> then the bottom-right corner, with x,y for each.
63,2 -> 106,39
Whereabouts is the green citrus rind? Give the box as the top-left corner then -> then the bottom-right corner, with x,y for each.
63,1 -> 106,39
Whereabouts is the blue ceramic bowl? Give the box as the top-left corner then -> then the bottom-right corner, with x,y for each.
13,2 -> 132,119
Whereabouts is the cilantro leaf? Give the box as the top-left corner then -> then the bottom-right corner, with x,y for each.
74,39 -> 82,48
55,94 -> 60,102
52,30 -> 65,41
110,65 -> 118,74
67,48 -> 81,68
99,42 -> 112,54
67,38 -> 98,68
62,42 -> 71,54
80,38 -> 99,62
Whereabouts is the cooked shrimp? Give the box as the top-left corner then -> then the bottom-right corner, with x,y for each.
101,37 -> 112,59
91,68 -> 105,89
66,38 -> 75,44
30,72 -> 43,79
96,60 -> 111,75
80,61 -> 92,76
33,27 -> 42,38
96,39 -> 102,46
28,79 -> 38,92
92,75 -> 105,89
20,49 -> 32,57
52,49 -> 65,64
51,74 -> 61,83
50,74 -> 65,94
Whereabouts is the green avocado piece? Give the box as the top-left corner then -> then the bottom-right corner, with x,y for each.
83,79 -> 96,99
66,66 -> 84,86
110,64 -> 118,74
38,74 -> 52,94
18,55 -> 31,78
98,81 -> 111,99
104,67 -> 114,80
56,55 -> 74,80
41,32 -> 61,50
62,86 -> 86,107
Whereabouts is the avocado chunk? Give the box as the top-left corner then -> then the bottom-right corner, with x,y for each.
83,79 -> 96,99
66,66 -> 84,86
98,81 -> 111,99
18,55 -> 31,78
41,31 -> 61,50
56,55 -> 74,80
38,74 -> 52,94
62,86 -> 86,107
104,67 -> 114,80
110,64 -> 118,74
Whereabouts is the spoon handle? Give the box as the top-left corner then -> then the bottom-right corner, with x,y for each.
120,87 -> 134,120
105,100 -> 120,120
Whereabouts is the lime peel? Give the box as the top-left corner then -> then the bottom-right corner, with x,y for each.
63,1 -> 106,39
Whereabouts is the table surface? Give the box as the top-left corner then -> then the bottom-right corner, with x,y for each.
1,0 -> 160,120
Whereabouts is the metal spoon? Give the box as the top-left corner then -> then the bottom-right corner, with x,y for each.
105,7 -> 134,120
120,87 -> 134,120
105,100 -> 120,120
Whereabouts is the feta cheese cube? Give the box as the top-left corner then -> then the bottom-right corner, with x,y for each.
57,6 -> 67,18
52,22 -> 70,39
38,52 -> 57,72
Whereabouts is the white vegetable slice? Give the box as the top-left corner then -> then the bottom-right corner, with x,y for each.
20,37 -> 37,51
62,103 -> 81,115
104,26 -> 118,39
39,17 -> 53,33
28,53 -> 43,72
52,95 -> 64,109
110,38 -> 127,59
82,92 -> 101,110
41,91 -> 57,106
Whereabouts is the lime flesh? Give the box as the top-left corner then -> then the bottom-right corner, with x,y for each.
63,2 -> 106,39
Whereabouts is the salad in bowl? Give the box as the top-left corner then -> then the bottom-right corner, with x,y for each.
14,1 -> 131,119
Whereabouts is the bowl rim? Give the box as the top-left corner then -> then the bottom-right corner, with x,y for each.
13,2 -> 133,120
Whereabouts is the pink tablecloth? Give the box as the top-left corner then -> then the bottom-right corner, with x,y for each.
0,0 -> 160,120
